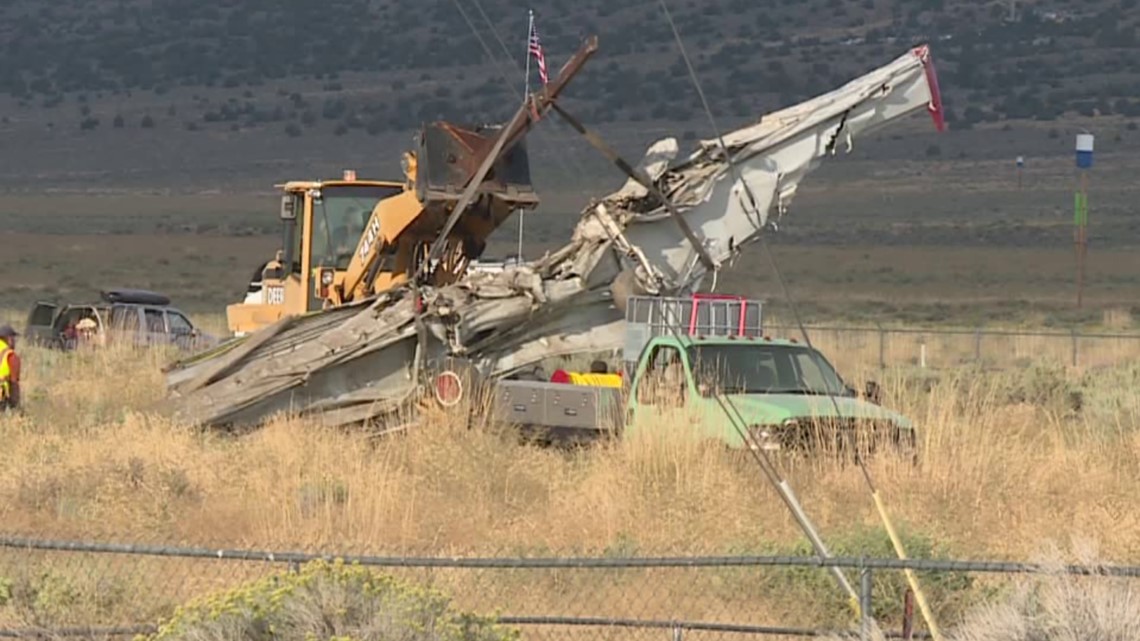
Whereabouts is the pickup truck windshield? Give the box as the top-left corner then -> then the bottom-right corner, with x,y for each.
310,185 -> 404,270
687,343 -> 847,396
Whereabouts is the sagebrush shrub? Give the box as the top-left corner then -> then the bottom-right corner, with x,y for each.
145,560 -> 519,641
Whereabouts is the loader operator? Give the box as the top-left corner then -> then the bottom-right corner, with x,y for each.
262,250 -> 285,281
0,324 -> 22,412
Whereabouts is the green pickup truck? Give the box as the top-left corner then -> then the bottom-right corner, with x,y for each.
491,294 -> 917,458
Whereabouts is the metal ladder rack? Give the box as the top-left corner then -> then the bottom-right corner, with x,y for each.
622,293 -> 764,367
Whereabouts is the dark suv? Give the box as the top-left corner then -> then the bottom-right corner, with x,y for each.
24,288 -> 219,352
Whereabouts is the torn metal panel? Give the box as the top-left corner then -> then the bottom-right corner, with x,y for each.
603,45 -> 945,292
163,45 -> 944,431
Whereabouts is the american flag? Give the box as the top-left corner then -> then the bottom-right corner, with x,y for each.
528,17 -> 548,85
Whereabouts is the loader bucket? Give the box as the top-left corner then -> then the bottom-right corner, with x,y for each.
415,121 -> 539,208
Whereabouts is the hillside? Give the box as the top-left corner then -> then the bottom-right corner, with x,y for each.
3,0 -> 1140,127
0,0 -> 1136,195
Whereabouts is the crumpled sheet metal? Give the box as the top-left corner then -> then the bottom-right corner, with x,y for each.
164,259 -> 607,429
588,45 -> 941,290
163,45 -> 941,431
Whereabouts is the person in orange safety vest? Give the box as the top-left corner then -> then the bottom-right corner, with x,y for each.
0,324 -> 22,412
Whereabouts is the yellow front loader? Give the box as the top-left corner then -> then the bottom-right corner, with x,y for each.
226,122 -> 540,336
222,36 -> 597,337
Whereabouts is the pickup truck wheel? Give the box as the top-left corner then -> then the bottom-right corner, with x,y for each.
842,428 -> 861,465
898,427 -> 920,467
878,424 -> 920,467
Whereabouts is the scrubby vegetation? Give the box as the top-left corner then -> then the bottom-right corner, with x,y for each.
949,555 -> 1140,641
144,560 -> 518,641
834,547 -> 1140,641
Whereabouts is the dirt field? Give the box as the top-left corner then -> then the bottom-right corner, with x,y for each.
4,127 -> 1140,327
5,227 -> 1138,332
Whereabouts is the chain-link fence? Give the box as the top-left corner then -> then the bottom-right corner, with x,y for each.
763,325 -> 1140,374
3,536 -> 1140,641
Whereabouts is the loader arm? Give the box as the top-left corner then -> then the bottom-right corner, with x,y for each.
327,38 -> 600,305
327,115 -> 548,305
332,189 -> 424,305
163,45 -> 945,431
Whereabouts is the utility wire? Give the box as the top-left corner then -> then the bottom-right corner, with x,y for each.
655,0 -> 870,613
469,0 -> 522,81
448,0 -> 911,624
656,2 -> 938,634
449,0 -> 518,101
458,0 -> 863,611
456,0 -> 602,193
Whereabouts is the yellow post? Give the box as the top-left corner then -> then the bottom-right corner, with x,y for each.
867,485 -> 945,641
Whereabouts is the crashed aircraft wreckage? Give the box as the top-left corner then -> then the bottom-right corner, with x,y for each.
164,43 -> 945,431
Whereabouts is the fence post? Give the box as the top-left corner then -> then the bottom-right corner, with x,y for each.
860,561 -> 873,641
1071,329 -> 1079,367
878,326 -> 886,370
672,624 -> 683,641
974,327 -> 982,364
902,588 -> 914,640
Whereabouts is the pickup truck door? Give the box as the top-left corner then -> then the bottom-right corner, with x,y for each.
625,343 -> 697,440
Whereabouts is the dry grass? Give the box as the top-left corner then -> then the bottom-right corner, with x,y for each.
3,349 -> 1138,557
1,323 -> 1139,635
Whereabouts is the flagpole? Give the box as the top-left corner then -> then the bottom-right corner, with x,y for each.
517,9 -> 534,264
524,10 -> 533,102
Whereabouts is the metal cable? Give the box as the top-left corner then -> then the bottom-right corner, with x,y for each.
446,0 -> 922,625
655,0 -> 867,608
654,0 -> 825,364
4,536 -> 1139,575
0,626 -> 157,639
0,618 -> 937,639
448,0 -> 519,99
653,6 -> 942,633
468,0 -> 522,82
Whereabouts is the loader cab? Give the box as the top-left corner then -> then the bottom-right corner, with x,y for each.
225,173 -> 407,336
